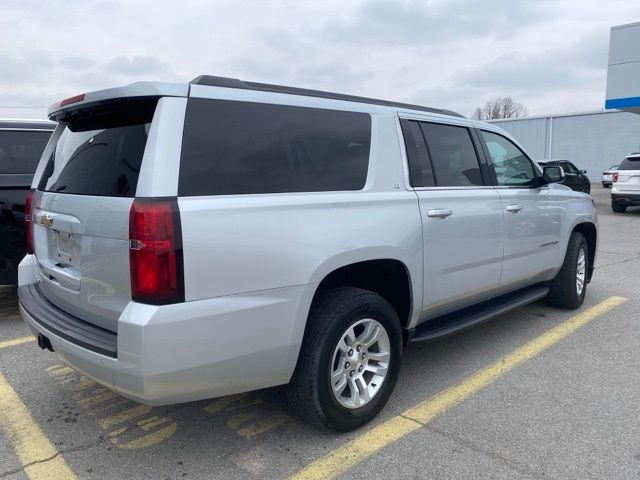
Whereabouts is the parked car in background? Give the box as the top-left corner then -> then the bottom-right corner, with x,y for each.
602,164 -> 619,188
0,119 -> 55,284
18,77 -> 597,432
611,154 -> 640,213
538,160 -> 590,194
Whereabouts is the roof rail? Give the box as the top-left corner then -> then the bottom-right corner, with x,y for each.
190,75 -> 464,118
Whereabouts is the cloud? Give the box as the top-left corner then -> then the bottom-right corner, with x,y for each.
104,55 -> 172,76
314,0 -> 554,47
59,56 -> 97,70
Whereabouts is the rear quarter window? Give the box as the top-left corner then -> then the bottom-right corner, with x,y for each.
178,99 -> 372,196
0,130 -> 51,174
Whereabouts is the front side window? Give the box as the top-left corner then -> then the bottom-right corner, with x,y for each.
561,161 -> 578,174
420,123 -> 483,187
179,99 -> 371,196
481,131 -> 536,187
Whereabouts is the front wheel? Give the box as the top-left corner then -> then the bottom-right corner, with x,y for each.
286,287 -> 402,432
547,232 -> 588,309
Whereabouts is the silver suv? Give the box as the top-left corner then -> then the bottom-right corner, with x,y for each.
19,77 -> 597,432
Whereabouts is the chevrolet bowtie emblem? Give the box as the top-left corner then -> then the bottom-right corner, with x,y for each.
40,214 -> 54,227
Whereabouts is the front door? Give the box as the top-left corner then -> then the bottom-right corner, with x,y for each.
479,130 -> 563,290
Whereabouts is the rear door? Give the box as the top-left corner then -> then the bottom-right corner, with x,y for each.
31,98 -> 159,332
400,118 -> 504,320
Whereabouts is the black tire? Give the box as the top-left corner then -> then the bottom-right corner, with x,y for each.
286,287 -> 402,432
611,200 -> 627,213
547,232 -> 588,309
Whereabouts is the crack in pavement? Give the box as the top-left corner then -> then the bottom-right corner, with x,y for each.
423,424 -> 549,480
0,436 -> 107,478
596,254 -> 640,269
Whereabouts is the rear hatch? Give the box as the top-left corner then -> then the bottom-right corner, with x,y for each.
31,98 -> 158,332
615,156 -> 640,192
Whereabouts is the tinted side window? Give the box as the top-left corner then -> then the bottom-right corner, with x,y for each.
481,130 -> 536,187
561,161 -> 578,174
400,119 -> 434,187
420,123 -> 483,187
179,99 -> 371,196
0,130 -> 51,174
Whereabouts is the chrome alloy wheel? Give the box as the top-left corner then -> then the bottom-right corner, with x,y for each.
329,318 -> 391,409
576,247 -> 586,296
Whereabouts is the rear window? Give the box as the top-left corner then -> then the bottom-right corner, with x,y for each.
179,99 -> 371,196
619,157 -> 640,170
38,99 -> 157,197
0,130 -> 51,174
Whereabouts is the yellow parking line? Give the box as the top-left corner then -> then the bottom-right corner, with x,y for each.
0,335 -> 35,350
0,372 -> 77,480
291,296 -> 627,480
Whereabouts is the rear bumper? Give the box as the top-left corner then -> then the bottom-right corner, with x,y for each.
611,193 -> 640,205
19,275 -> 312,405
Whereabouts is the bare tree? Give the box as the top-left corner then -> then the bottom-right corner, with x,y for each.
471,97 -> 528,120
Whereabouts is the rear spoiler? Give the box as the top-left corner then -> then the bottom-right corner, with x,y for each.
48,82 -> 188,121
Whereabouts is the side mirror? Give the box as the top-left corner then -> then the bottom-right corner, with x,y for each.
580,169 -> 587,174
543,165 -> 565,184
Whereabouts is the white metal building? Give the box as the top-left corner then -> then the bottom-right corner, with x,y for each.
488,110 -> 640,181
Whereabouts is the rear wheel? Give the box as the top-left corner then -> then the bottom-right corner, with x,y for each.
547,232 -> 588,309
611,200 -> 627,213
287,287 -> 402,432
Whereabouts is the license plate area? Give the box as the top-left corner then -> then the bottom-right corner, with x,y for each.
53,229 -> 80,267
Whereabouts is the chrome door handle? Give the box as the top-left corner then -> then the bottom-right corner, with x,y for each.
506,204 -> 524,213
426,209 -> 452,218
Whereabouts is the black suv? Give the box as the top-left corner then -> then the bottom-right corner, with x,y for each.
538,160 -> 590,194
0,119 -> 54,284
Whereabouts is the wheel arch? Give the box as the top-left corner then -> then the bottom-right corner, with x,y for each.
310,258 -> 415,330
571,222 -> 597,282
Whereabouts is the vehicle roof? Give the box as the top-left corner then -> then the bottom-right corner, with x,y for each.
0,118 -> 55,130
625,153 -> 640,159
190,75 -> 465,118
48,76 -> 469,121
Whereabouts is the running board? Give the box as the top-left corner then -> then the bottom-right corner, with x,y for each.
409,284 -> 550,343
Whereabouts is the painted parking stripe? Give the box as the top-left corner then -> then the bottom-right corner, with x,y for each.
0,335 -> 34,350
291,296 -> 627,480
0,372 -> 77,480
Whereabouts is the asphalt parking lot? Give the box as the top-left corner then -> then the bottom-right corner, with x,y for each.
1,185 -> 639,480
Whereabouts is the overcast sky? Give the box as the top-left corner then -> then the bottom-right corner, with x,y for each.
1,0 -> 639,119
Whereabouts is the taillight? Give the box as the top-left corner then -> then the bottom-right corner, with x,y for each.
129,198 -> 184,305
612,172 -> 619,182
25,189 -> 35,254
